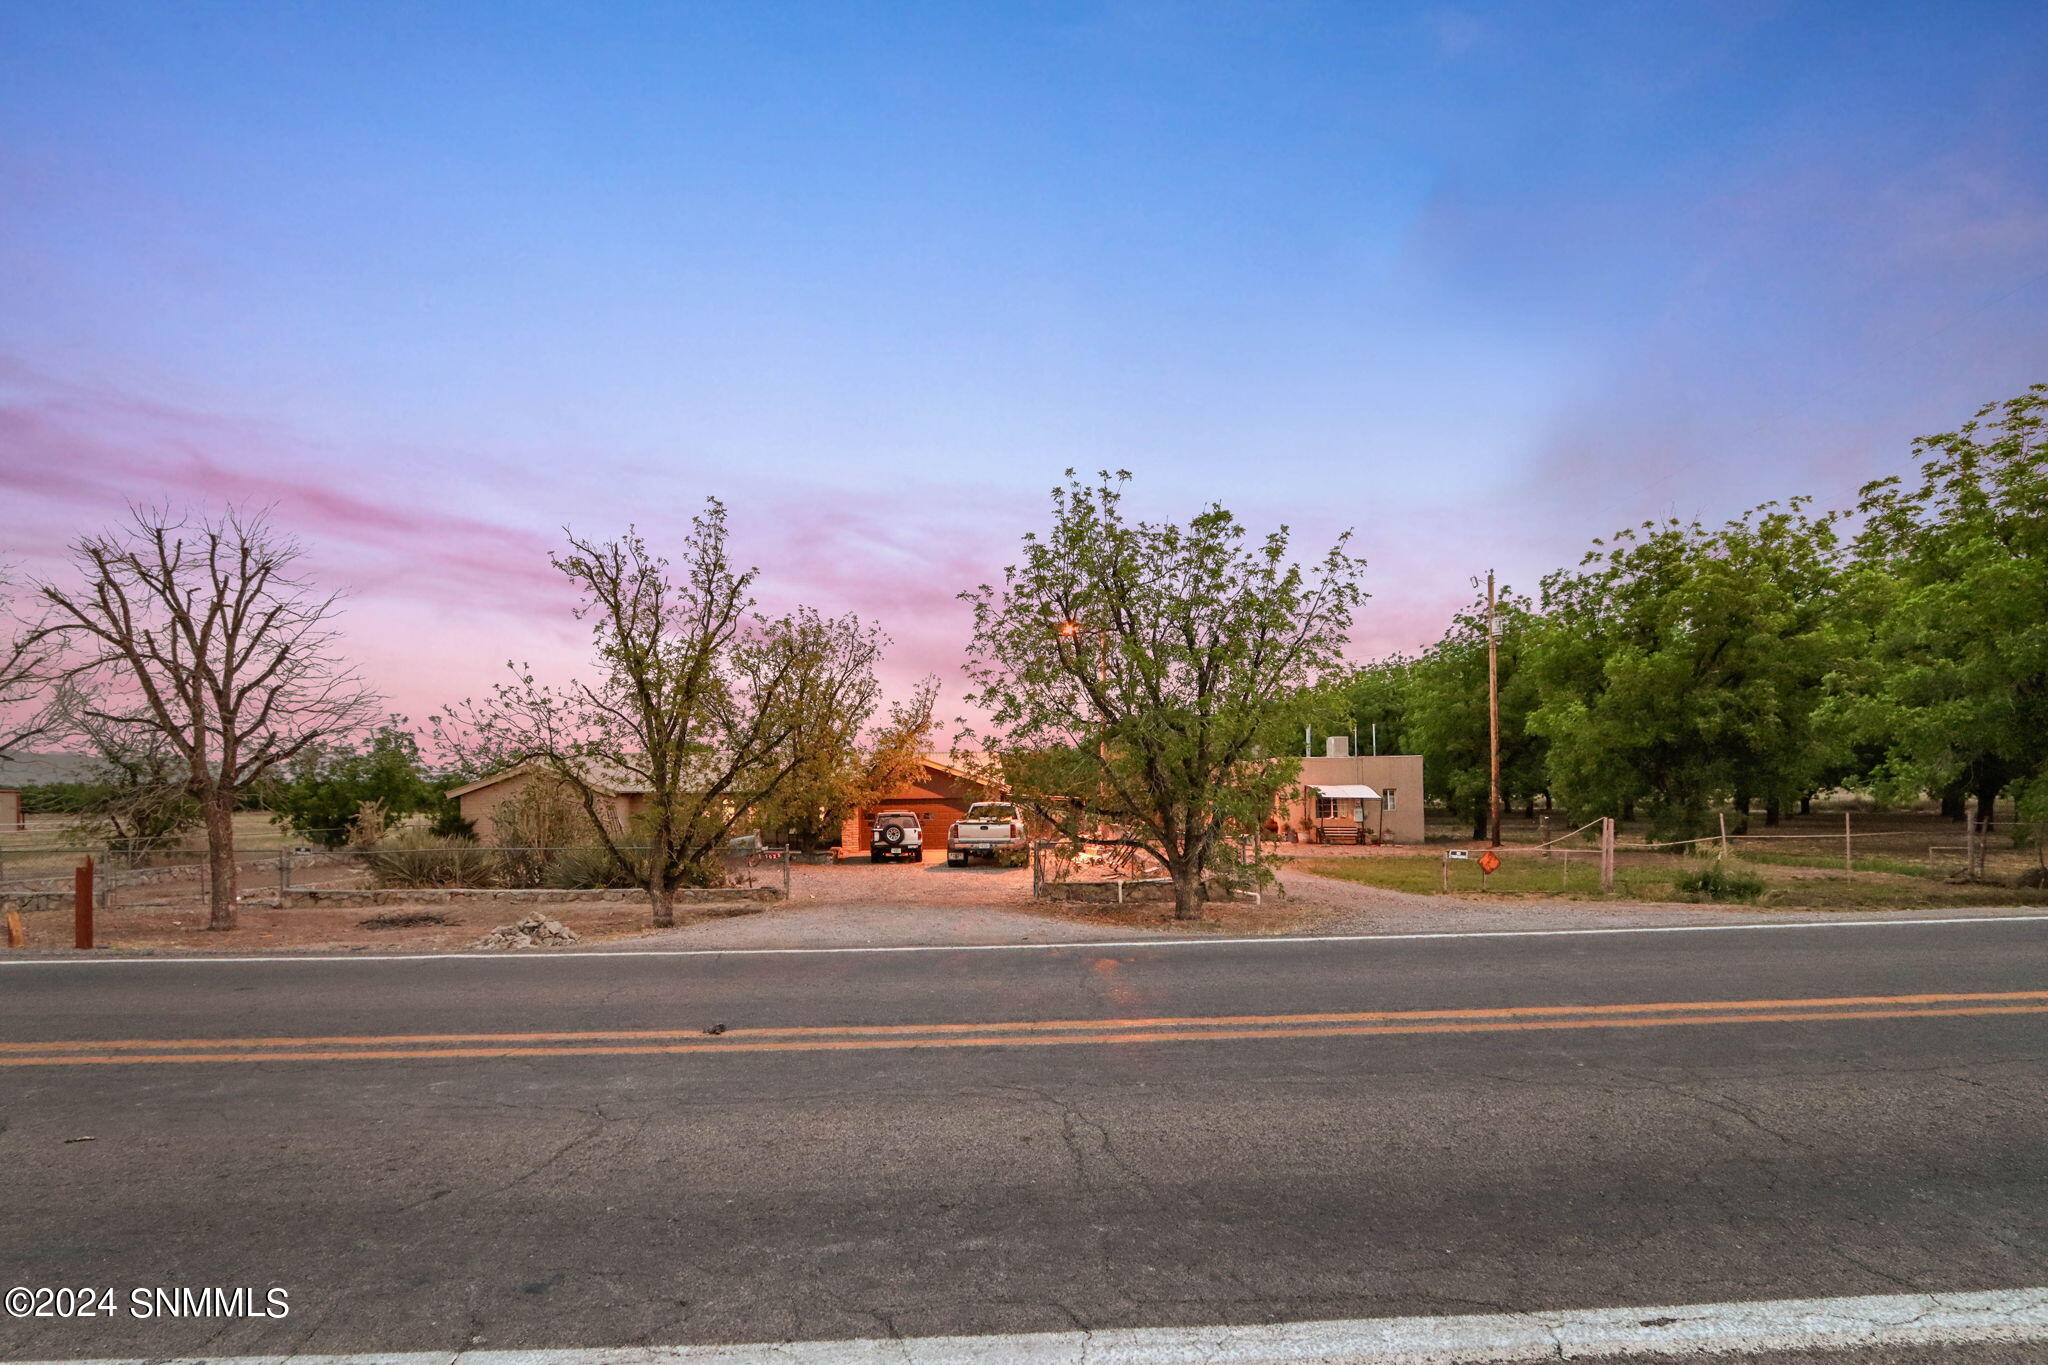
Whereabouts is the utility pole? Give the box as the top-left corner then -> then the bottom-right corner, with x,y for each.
1486,569 -> 1502,848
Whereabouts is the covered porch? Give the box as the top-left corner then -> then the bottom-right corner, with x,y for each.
1285,782 -> 1388,845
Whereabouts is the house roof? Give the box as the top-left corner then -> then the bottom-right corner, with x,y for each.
923,753 -> 997,784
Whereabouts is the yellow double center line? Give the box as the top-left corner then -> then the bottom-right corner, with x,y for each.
5,990 -> 2045,1067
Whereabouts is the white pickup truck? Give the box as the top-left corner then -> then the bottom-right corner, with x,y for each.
946,802 -> 1027,867
868,810 -> 924,862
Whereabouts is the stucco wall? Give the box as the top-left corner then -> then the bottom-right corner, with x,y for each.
456,769 -> 638,844
1277,753 -> 1427,844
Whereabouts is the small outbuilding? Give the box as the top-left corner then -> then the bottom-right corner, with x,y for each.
1271,738 -> 1425,844
0,788 -> 21,832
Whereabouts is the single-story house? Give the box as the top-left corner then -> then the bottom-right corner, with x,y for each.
838,756 -> 1007,853
447,761 -> 655,843
1270,738 -> 1425,844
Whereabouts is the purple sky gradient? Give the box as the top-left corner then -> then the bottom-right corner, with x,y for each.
3,2 -> 2046,735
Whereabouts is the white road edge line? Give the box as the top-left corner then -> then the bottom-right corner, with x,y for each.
1,911 -> 2045,966
20,1287 -> 2048,1363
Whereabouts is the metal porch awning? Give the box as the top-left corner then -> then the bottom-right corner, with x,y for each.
1308,783 -> 1381,800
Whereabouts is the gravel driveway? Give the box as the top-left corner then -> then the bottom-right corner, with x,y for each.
629,850 -> 1128,950
783,848 -> 1037,908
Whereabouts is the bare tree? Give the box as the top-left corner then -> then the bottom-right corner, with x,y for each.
0,565 -> 61,761
54,687 -> 203,855
438,503 -> 883,925
37,507 -> 379,929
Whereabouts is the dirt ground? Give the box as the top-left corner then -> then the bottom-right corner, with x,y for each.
4,850 -> 1029,955
5,898 -> 733,954
10,832 -> 2044,957
5,847 -> 1325,954
785,848 -> 1038,908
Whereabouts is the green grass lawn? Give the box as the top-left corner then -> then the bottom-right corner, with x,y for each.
1734,848 -> 1930,877
1298,853 -> 1677,900
1294,851 -> 2048,911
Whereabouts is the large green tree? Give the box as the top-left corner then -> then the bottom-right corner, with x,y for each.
1339,655 -> 1415,762
267,722 -> 459,848
1527,501 -> 1842,837
962,471 -> 1364,918
1402,587 -> 1547,838
1827,384 -> 2048,833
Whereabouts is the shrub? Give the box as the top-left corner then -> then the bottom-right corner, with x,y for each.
430,810 -> 477,841
1675,861 -> 1765,903
541,845 -> 643,890
365,830 -> 500,889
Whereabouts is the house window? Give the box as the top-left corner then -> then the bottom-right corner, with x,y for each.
1382,788 -> 1396,812
1315,796 -> 1339,819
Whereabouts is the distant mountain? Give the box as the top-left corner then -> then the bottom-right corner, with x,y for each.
0,751 -> 99,787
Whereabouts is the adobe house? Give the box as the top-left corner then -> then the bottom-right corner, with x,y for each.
838,756 -> 1007,853
1270,737 -> 1425,844
447,762 -> 652,843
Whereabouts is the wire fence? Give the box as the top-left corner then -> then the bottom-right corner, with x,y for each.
1,840 -> 792,904
1427,809 -> 2045,892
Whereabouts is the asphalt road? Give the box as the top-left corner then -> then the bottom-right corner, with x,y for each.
2,915 -> 2045,1363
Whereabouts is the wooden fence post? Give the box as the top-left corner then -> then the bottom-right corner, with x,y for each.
74,856 -> 95,950
1600,817 -> 1615,894
1719,812 -> 1729,859
1844,812 -> 1854,872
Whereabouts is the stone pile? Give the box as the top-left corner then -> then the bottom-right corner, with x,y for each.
474,912 -> 580,950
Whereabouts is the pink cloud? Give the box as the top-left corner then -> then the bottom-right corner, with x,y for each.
0,362 -> 1021,725
3,362 -> 1458,734
0,374 -> 568,610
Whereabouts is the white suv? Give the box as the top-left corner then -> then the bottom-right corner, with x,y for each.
869,811 -> 924,862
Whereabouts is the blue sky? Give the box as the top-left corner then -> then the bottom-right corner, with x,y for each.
3,1 -> 2045,717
